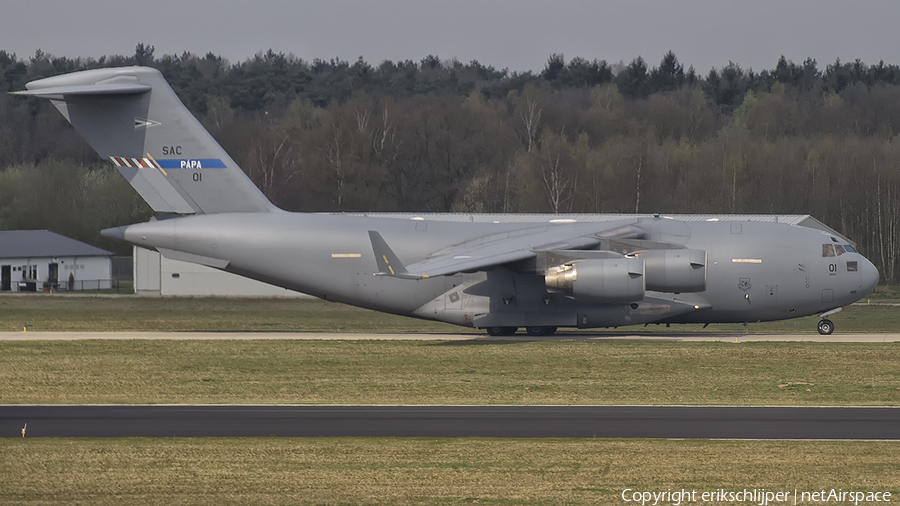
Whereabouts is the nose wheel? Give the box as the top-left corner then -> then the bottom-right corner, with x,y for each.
817,319 -> 834,335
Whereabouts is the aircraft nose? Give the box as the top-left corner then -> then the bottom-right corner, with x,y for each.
859,257 -> 879,296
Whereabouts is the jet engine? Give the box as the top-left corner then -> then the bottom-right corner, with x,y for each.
544,257 -> 645,303
636,249 -> 707,292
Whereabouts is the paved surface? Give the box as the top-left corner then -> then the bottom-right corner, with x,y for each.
3,405 -> 899,439
2,331 -> 900,342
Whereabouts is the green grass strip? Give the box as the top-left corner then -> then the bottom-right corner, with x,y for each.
2,340 -> 899,405
1,438 -> 898,505
0,294 -> 898,333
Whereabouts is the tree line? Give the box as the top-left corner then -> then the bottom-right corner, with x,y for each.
0,45 -> 899,283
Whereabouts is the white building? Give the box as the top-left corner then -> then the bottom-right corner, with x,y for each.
134,246 -> 305,297
0,230 -> 113,292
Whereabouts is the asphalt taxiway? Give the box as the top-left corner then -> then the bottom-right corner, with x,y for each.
3,405 -> 900,439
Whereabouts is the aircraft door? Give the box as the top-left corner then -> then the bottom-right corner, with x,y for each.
765,285 -> 777,308
486,268 -> 517,312
442,275 -> 469,312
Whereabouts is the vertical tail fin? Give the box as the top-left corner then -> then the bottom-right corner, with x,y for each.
13,67 -> 275,214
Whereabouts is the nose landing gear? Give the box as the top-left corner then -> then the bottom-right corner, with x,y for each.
817,307 -> 841,335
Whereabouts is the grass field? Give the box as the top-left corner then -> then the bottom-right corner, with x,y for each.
2,340 -> 899,404
0,293 -> 898,333
1,295 -> 466,333
2,294 -> 898,505
1,438 -> 898,505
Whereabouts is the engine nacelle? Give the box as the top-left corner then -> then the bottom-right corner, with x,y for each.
635,249 -> 707,293
545,258 -> 645,303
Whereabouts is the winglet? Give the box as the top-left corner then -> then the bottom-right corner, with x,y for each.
368,231 -> 424,279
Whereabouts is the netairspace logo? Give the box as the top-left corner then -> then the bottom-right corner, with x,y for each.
620,488 -> 892,505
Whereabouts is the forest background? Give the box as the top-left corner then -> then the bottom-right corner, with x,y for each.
0,44 -> 898,283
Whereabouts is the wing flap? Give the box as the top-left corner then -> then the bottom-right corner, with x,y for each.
405,249 -> 538,277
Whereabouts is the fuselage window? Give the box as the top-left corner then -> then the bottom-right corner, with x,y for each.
822,244 -> 835,257
834,244 -> 846,256
847,261 -> 858,272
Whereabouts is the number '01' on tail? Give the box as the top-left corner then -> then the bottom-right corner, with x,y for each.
13,66 -> 275,215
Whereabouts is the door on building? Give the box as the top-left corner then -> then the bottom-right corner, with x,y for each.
1,265 -> 10,291
48,262 -> 60,290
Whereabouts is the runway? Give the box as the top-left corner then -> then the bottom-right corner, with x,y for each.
3,405 -> 899,439
2,331 -> 900,342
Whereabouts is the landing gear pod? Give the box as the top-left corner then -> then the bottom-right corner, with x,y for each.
545,258 -> 645,303
637,249 -> 707,293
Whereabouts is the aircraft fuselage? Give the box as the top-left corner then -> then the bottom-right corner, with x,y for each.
108,212 -> 879,330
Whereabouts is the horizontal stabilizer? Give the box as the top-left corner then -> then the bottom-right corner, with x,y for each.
11,83 -> 151,97
157,248 -> 230,269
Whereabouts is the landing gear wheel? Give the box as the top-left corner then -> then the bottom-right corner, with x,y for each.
817,319 -> 834,335
525,326 -> 558,337
486,326 -> 517,336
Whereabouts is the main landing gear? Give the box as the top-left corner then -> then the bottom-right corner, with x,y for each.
817,319 -> 835,335
484,326 -> 558,337
525,326 -> 557,336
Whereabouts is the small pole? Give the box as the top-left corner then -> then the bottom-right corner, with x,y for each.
22,322 -> 26,332
21,423 -> 26,438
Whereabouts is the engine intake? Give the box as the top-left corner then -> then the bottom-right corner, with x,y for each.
545,258 -> 645,303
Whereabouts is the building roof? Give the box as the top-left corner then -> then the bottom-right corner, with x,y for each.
0,230 -> 113,259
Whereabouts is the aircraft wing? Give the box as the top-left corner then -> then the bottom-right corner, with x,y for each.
370,223 -> 641,278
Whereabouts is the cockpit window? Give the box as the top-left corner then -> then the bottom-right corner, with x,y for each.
847,261 -> 858,272
844,245 -> 857,253
822,244 -> 850,257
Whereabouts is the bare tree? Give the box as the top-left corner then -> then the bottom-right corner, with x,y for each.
537,131 -> 577,213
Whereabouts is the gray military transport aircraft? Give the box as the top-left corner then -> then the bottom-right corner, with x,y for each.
14,67 -> 879,335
